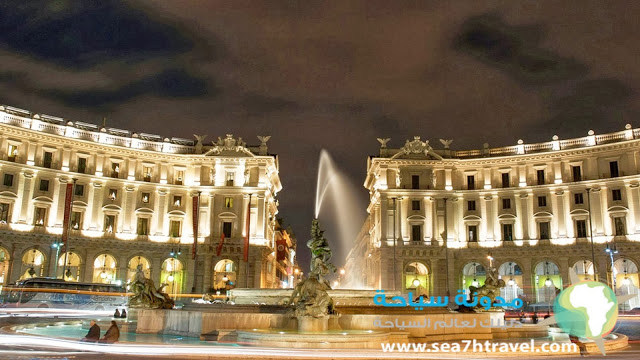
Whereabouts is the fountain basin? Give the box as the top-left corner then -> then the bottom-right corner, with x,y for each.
236,329 -> 402,349
228,288 -> 399,306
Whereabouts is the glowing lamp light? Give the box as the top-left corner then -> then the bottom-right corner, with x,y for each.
339,269 -> 345,275
471,279 -> 479,287
115,280 -> 122,286
333,281 -> 339,288
623,277 -> 631,286
545,277 -> 552,287
100,271 -> 107,279
167,275 -> 174,282
412,279 -> 421,288
507,278 -> 515,286
222,275 -> 229,282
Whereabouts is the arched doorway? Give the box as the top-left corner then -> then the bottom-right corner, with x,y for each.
161,258 -> 184,297
0,247 -> 9,286
572,260 -> 595,282
404,262 -> 429,296
214,259 -> 236,292
614,258 -> 640,310
462,262 -> 486,296
127,256 -> 151,283
498,262 -> 523,304
93,254 -> 117,284
534,261 -> 561,304
57,252 -> 81,281
20,249 -> 45,280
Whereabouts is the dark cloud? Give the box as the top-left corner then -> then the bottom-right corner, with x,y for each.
0,0 -> 194,68
455,14 -> 587,85
240,94 -> 299,115
41,68 -> 212,108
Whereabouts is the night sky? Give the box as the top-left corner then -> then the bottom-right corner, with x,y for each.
1,1 -> 639,270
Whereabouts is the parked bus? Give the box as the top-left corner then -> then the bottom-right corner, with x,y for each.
1,278 -> 127,311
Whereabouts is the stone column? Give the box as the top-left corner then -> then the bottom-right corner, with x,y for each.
520,257 -> 534,301
558,257 -> 569,289
203,255 -> 212,293
90,182 -> 104,230
396,197 -> 404,242
553,190 -> 566,238
122,185 -> 136,233
482,195 -> 493,241
257,194 -> 265,239
518,194 -> 530,240
423,197 -> 432,240
380,194 -> 388,241
17,171 -> 36,224
630,184 -> 640,233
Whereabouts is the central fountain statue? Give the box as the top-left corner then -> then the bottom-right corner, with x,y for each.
128,264 -> 175,309
287,219 -> 336,330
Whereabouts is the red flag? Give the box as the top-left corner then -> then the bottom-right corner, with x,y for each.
216,232 -> 225,256
61,183 -> 73,246
276,238 -> 286,261
243,197 -> 251,262
192,195 -> 199,259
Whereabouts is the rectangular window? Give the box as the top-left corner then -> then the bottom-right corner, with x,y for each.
222,221 -> 232,238
34,207 -> 47,226
411,200 -> 420,211
43,151 -> 53,168
501,173 -> 510,188
537,169 -> 545,185
467,200 -> 476,211
539,222 -> 550,239
108,189 -> 117,200
572,166 -> 582,182
574,193 -> 584,205
226,172 -> 234,186
538,196 -> 547,207
3,174 -> 13,187
104,215 -> 116,233
576,220 -> 587,238
141,192 -> 150,203
0,202 -> 10,223
467,175 -> 475,190
175,170 -> 184,185
39,179 -> 49,192
111,162 -> 120,178
137,217 -> 149,236
610,161 -> 619,178
7,144 -> 18,162
173,195 -> 182,206
411,175 -> 419,189
225,197 -> 233,208
74,184 -> 84,197
468,225 -> 478,242
77,157 -> 87,174
502,198 -> 511,209
143,166 -> 152,182
411,225 -> 421,241
70,211 -> 82,230
614,217 -> 626,236
169,220 -> 182,237
502,223 -> 513,241
612,189 -> 622,201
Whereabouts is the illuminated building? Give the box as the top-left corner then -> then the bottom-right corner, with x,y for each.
346,128 -> 640,309
0,105 -> 284,292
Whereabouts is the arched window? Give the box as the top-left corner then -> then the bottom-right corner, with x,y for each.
403,262 -> 429,296
93,254 -> 117,284
498,262 -> 523,304
0,247 -> 9,285
161,258 -> 184,296
57,252 -> 81,281
534,261 -> 561,303
214,259 -> 236,291
20,249 -> 45,280
614,258 -> 640,310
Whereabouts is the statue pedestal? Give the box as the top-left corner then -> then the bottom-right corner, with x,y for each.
298,316 -> 328,333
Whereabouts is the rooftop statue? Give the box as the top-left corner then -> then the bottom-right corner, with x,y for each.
128,264 -> 174,309
287,219 -> 336,318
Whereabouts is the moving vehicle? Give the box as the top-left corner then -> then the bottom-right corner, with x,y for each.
1,277 -> 127,311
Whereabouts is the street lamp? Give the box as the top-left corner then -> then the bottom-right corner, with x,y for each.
586,188 -> 598,281
605,244 -> 619,289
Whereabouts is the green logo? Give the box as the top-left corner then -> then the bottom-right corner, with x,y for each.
553,281 -> 618,338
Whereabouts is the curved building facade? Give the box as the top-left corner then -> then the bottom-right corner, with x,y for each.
346,128 -> 640,309
0,105 -> 285,294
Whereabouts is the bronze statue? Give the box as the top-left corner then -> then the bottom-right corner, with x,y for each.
467,265 -> 506,312
128,264 -> 174,309
288,219 -> 336,318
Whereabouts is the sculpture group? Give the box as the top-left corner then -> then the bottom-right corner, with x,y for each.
128,264 -> 174,309
287,219 -> 336,318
